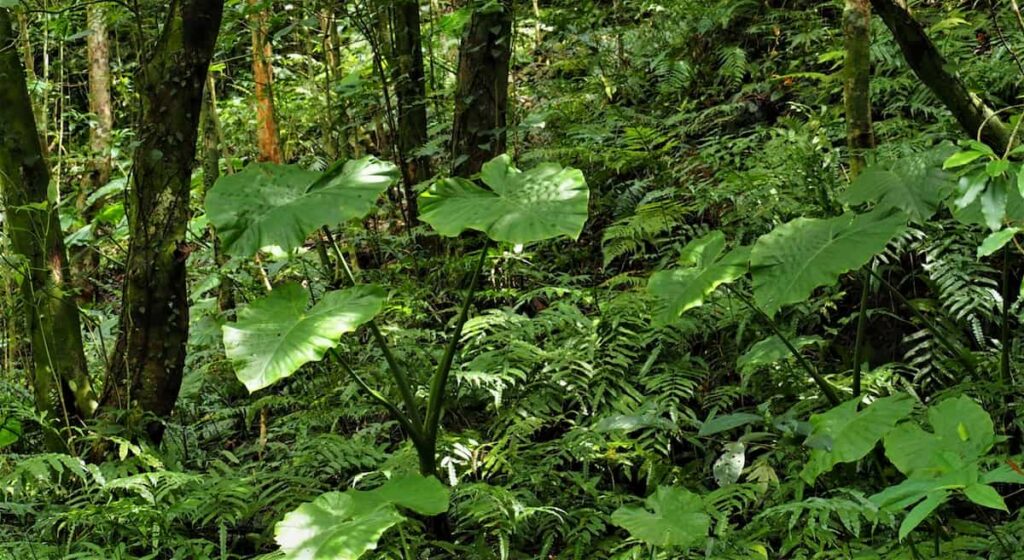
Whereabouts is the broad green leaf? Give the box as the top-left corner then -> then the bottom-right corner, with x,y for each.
943,150 -> 985,169
647,232 -> 750,324
737,335 -> 822,375
611,486 -> 709,548
698,412 -> 763,437
800,394 -> 915,484
963,483 -> 1007,511
206,157 -> 398,257
898,491 -> 948,541
986,159 -> 1010,177
223,283 -> 385,392
883,396 -> 995,477
418,154 -> 589,244
275,475 -> 448,560
0,416 -> 21,449
980,177 -> 1008,231
594,413 -> 677,433
751,209 -> 906,317
841,155 -> 954,223
978,228 -> 1019,258
954,172 -> 988,209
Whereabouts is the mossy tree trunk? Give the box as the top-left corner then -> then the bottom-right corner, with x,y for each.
100,0 -> 224,442
451,0 -> 513,177
250,0 -> 283,164
391,0 -> 430,224
844,0 -> 874,176
871,0 -> 1012,152
0,8 -> 98,448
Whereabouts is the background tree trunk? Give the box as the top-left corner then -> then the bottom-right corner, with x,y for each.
844,0 -> 874,176
871,0 -> 1011,152
0,8 -> 97,448
201,76 -> 235,312
72,3 -> 114,302
451,0 -> 513,177
101,0 -> 224,442
250,0 -> 283,163
391,0 -> 430,224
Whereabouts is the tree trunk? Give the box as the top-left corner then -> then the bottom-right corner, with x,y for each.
250,0 -> 283,163
451,0 -> 513,177
0,9 -> 98,447
871,0 -> 1012,152
73,3 -> 114,302
391,0 -> 430,224
844,0 -> 874,177
201,76 -> 235,312
101,0 -> 224,442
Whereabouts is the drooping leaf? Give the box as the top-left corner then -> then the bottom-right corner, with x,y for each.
736,335 -> 822,375
800,394 -> 915,484
751,209 -> 906,317
841,155 -> 954,223
647,232 -> 750,324
418,154 -> 589,244
611,486 -> 709,548
275,475 -> 449,560
980,176 -> 1009,231
0,416 -> 21,449
978,228 -> 1019,258
206,158 -> 398,257
698,412 -> 763,437
223,283 -> 385,392
898,491 -> 948,541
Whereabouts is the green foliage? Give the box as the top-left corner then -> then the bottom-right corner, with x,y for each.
205,157 -> 399,257
647,231 -> 749,324
222,283 -> 385,392
419,154 -> 590,244
275,475 -> 449,560
610,486 -> 710,549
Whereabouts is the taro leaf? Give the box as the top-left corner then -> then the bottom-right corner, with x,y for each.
223,283 -> 385,392
842,154 -> 954,223
751,209 -> 906,317
206,157 -> 398,257
418,154 -> 589,244
883,395 -> 995,477
275,475 -> 449,560
0,415 -> 21,449
737,335 -> 822,375
800,394 -> 915,484
647,231 -> 750,325
611,486 -> 710,549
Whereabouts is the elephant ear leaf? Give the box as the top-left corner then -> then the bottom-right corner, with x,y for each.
275,475 -> 449,560
418,154 -> 589,244
647,231 -> 750,325
751,209 -> 906,317
610,486 -> 709,549
206,157 -> 398,257
222,283 -> 385,393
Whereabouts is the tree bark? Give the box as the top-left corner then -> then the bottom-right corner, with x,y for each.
201,75 -> 235,312
844,0 -> 875,177
101,0 -> 224,442
451,0 -> 513,177
73,3 -> 114,302
250,0 -> 283,163
0,9 -> 98,447
391,0 -> 430,224
871,0 -> 1012,152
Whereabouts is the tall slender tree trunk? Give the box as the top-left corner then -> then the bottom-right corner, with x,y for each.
73,3 -> 114,302
451,0 -> 513,177
844,0 -> 874,177
871,0 -> 1012,152
101,0 -> 224,442
250,0 -> 283,163
391,0 -> 430,224
201,76 -> 235,312
0,9 -> 98,448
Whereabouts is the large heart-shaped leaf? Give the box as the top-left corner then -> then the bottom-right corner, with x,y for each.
610,486 -> 709,548
206,157 -> 398,257
883,396 -> 996,477
223,283 -> 385,392
419,154 -> 589,244
275,475 -> 449,560
751,209 -> 906,317
647,231 -> 750,325
800,394 -> 915,483
841,151 -> 955,223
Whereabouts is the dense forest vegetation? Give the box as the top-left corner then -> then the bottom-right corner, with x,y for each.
4,0 -> 1024,557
